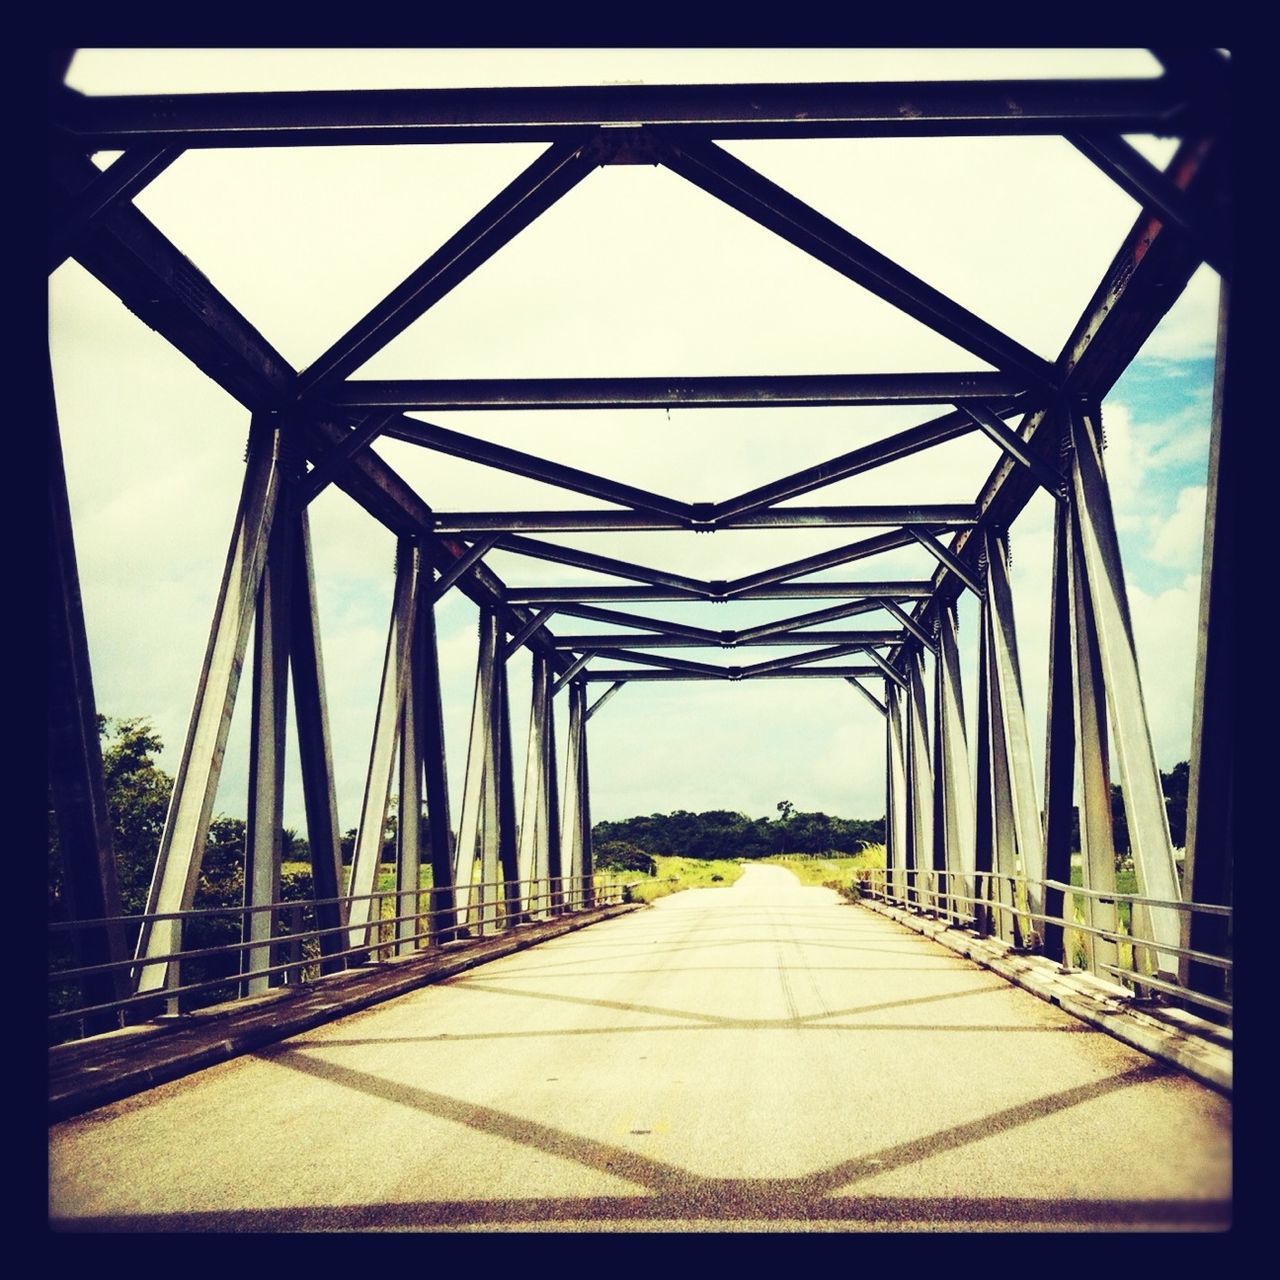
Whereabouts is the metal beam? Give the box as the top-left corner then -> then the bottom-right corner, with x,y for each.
415,570 -> 457,943
984,529 -> 1046,928
738,642 -> 872,678
51,77 -> 1193,149
455,609 -> 501,929
961,403 -> 1065,500
878,598 -> 937,653
583,648 -> 730,678
734,599 -> 894,642
49,143 -> 181,272
885,685 -> 908,903
347,540 -> 421,946
845,677 -> 887,716
714,406 -> 991,522
428,534 -> 500,600
659,136 -> 1054,384
333,372 -> 1027,411
502,608 -> 557,660
724,528 -> 937,597
431,504 -> 977,533
1181,286 -> 1233,1003
494,533 -> 708,594
288,504 -> 348,972
387,416 -> 689,520
935,603 -> 975,920
551,653 -> 592,694
894,135 -> 1220,659
551,630 -> 902,650
47,350 -> 129,1023
580,666 -> 884,681
585,680 -> 626,721
1041,496 -> 1076,966
551,602 -> 722,644
242,483 -> 292,995
509,583 -> 936,606
1070,404 -> 1182,972
299,411 -> 398,506
1067,131 -> 1228,276
861,648 -> 908,690
134,418 -> 284,995
298,137 -> 601,394
909,528 -> 985,598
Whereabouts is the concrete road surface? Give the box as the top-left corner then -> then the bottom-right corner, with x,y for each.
49,865 -> 1231,1232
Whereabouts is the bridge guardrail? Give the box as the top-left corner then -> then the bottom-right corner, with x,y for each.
49,872 -> 624,1041
857,866 -> 1231,1020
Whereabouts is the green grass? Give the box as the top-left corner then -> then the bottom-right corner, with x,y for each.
764,846 -> 886,901
615,855 -> 746,904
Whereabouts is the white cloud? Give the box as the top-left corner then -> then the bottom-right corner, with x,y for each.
1150,486 -> 1208,569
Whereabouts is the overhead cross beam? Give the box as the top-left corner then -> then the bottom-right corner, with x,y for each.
657,135 -> 1055,386
50,75 -> 1197,149
332,372 -> 1028,412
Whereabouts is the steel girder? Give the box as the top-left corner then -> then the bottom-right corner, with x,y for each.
47,57 -> 1230,1026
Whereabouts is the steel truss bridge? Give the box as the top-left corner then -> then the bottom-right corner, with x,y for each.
48,49 -> 1233,1148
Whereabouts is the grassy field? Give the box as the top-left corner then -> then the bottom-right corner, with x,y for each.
614,855 -> 746,904
763,846 -> 887,901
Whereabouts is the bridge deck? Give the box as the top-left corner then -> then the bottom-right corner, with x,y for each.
48,865 -> 1230,1232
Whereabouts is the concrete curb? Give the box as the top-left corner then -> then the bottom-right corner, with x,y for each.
857,898 -> 1232,1095
49,903 -> 642,1123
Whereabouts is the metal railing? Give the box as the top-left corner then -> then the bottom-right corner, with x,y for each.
49,872 -> 624,1041
857,865 -> 1232,1021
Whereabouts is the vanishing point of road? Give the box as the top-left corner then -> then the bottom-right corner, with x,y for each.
49,864 -> 1231,1232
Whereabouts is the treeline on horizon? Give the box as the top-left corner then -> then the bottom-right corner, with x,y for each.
592,801 -> 883,861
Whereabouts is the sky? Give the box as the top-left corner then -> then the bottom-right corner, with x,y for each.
49,48 -> 1222,838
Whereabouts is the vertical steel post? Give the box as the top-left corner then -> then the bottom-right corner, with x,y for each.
985,528 -> 1046,940
1066,493 -> 1119,976
905,647 -> 934,911
544,674 -> 563,913
494,653 -> 523,926
972,593 -> 994,937
415,569 -> 456,944
455,607 -> 499,931
580,694 -> 595,909
562,681 -> 585,902
47,351 -> 129,1025
347,539 -> 420,949
936,602 -> 975,924
135,415 -> 283,995
1042,486 -> 1077,965
1181,285 -> 1232,1003
396,616 -> 422,956
289,503 -> 347,972
984,603 -> 1020,945
884,684 -> 907,904
242,482 -> 292,995
1070,403 -> 1182,973
518,652 -> 549,906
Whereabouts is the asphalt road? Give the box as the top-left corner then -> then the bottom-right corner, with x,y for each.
49,865 -> 1231,1232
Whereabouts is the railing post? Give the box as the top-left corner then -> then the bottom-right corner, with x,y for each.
135,414 -> 284,995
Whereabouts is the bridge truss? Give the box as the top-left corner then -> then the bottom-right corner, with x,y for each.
47,51 -> 1233,1034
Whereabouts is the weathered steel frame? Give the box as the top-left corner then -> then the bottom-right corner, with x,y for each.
46,54 -> 1230,1019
